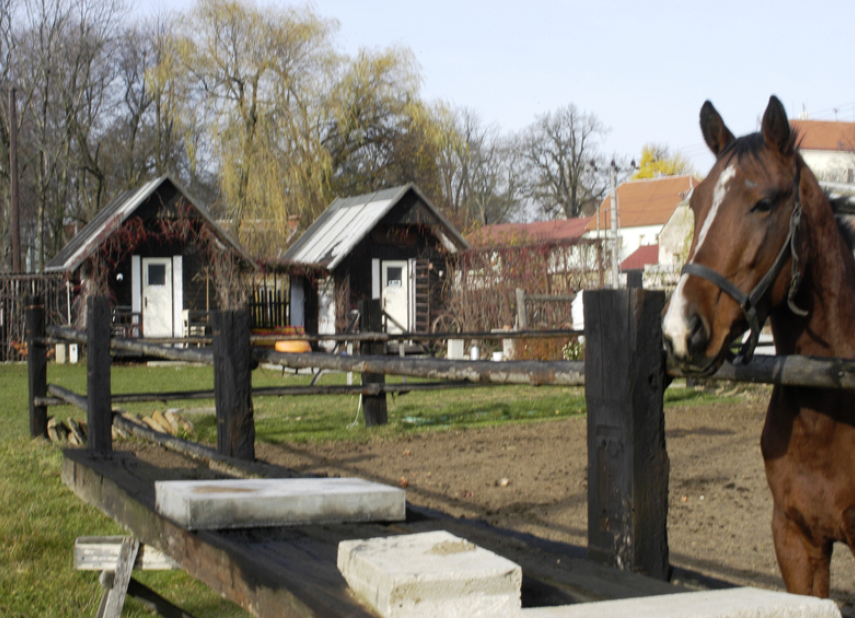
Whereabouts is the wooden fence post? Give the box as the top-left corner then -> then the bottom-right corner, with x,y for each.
26,294 -> 47,439
358,299 -> 387,427
212,309 -> 255,460
583,288 -> 669,580
87,295 -> 113,453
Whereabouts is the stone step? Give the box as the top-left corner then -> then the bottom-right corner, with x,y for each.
154,478 -> 406,530
337,530 -> 522,618
521,587 -> 840,618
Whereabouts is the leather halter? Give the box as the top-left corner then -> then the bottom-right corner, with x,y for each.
680,173 -> 807,365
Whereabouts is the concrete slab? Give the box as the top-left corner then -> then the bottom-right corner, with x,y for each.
520,587 -> 841,618
155,478 -> 405,530
337,530 -> 522,618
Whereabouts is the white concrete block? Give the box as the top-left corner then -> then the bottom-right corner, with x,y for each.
55,344 -> 67,364
155,478 -> 405,530
520,587 -> 840,618
338,531 -> 522,618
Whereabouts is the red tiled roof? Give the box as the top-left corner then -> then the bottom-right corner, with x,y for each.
586,175 -> 695,232
468,217 -> 591,247
621,244 -> 659,271
790,119 -> 855,152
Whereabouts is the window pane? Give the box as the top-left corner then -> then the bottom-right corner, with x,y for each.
148,264 -> 166,286
386,267 -> 403,286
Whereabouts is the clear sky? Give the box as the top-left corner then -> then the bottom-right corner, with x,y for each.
139,0 -> 855,175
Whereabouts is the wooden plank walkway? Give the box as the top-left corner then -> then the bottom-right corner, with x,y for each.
62,448 -> 684,618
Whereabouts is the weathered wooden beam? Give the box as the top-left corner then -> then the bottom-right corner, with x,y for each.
672,354 -> 855,389
61,450 -> 378,617
26,294 -> 48,439
584,289 -> 669,580
212,310 -> 255,461
254,348 -> 586,387
49,384 -> 88,412
88,295 -> 113,454
111,337 -> 214,364
359,299 -> 387,427
249,328 -> 583,343
75,536 -> 180,571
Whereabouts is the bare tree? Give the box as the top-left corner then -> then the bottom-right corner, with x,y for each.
435,107 -> 525,229
523,104 -> 609,219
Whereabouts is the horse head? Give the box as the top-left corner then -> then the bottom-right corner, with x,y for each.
663,96 -> 805,375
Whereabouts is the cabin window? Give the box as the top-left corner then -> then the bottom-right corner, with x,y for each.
148,263 -> 166,286
386,267 -> 403,287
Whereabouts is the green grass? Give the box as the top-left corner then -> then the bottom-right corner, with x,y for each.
0,360 -> 749,616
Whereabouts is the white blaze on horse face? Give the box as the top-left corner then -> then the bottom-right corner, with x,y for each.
693,164 -> 737,258
663,275 -> 692,358
663,164 -> 736,360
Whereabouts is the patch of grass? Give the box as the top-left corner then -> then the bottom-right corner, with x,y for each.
0,363 -> 248,617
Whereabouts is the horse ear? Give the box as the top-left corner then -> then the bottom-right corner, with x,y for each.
762,95 -> 793,155
700,101 -> 735,156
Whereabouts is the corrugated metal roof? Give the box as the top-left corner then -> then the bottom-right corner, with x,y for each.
46,175 -> 255,273
282,184 -> 469,270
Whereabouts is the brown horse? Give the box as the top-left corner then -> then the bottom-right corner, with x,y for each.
662,95 -> 855,597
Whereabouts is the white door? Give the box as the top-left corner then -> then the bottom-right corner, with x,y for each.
382,261 -> 408,334
142,257 -> 173,337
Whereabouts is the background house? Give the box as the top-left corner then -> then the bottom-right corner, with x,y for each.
279,184 -> 469,339
45,176 -> 255,337
790,119 -> 855,183
583,175 -> 697,265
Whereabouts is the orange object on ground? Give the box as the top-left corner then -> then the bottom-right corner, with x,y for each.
274,339 -> 312,353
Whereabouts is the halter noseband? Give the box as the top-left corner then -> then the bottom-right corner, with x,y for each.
680,173 -> 807,365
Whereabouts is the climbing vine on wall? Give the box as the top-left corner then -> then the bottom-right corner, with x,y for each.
85,200 -> 249,310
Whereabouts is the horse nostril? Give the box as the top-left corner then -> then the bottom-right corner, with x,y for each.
687,314 -> 708,357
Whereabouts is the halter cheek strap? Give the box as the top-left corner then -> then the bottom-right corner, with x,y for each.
680,179 -> 807,365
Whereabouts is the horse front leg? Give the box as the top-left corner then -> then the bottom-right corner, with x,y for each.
771,503 -> 832,597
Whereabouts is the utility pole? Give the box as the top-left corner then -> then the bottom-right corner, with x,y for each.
609,162 -> 620,289
9,87 -> 21,274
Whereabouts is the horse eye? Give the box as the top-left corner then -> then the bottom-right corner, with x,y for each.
751,199 -> 773,213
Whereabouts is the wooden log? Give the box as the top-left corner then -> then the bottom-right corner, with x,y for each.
101,537 -> 139,618
250,328 -> 584,344
87,296 -> 112,454
26,294 -> 48,439
49,384 -> 88,412
359,299 -> 387,427
68,418 -> 87,447
673,353 -> 855,389
254,348 -> 586,387
584,289 -> 670,580
212,309 -> 255,461
46,325 -> 214,364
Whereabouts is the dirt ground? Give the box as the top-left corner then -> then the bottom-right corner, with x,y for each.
250,393 -> 855,612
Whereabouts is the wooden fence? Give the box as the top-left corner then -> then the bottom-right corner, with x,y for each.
28,288 -> 853,584
1,274 -> 70,361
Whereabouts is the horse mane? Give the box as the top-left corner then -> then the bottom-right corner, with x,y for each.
829,194 -> 855,251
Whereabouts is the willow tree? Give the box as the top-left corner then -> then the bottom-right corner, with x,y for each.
324,46 -> 446,211
631,144 -> 694,179
179,0 -> 337,257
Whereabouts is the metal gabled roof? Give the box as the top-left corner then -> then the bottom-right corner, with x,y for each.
281,184 -> 469,271
46,175 -> 255,274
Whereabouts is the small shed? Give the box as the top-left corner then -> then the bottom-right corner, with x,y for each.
45,176 -> 255,337
279,184 -> 469,337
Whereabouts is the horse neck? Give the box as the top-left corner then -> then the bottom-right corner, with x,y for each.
771,164 -> 855,358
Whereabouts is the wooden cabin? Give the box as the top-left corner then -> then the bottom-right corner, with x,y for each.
278,184 -> 469,340
45,176 -> 255,337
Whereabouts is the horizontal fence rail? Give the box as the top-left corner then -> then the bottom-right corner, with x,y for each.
46,324 -> 855,391
253,348 -> 585,387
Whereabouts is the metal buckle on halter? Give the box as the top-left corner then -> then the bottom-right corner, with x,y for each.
679,189 -> 805,366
